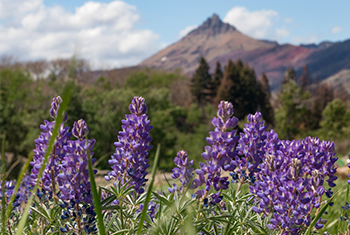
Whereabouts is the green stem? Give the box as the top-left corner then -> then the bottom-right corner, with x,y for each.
236,180 -> 243,195
76,202 -> 82,235
120,200 -> 124,230
196,190 -> 209,220
279,228 -> 285,235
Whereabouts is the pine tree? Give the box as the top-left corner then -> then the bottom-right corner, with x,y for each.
282,67 -> 296,85
190,57 -> 212,113
258,73 -> 274,126
216,60 -> 274,125
298,66 -> 311,92
211,61 -> 223,100
259,72 -> 270,97
275,78 -> 309,139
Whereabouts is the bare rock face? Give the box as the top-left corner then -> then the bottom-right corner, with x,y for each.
188,14 -> 236,37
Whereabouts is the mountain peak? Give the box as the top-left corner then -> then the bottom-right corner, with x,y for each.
188,13 -> 236,37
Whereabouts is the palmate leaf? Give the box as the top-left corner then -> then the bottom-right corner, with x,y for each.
152,192 -> 173,207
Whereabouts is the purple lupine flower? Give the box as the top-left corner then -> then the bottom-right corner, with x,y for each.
137,200 -> 159,222
193,101 -> 239,204
105,96 -> 153,195
250,133 -> 337,234
169,150 -> 196,193
72,119 -> 89,141
0,181 -> 18,210
57,119 -> 96,204
0,176 -> 31,212
30,96 -> 71,192
50,96 -> 68,122
233,112 -> 268,184
56,119 -> 97,234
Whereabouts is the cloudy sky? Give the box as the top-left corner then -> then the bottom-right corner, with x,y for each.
0,0 -> 349,68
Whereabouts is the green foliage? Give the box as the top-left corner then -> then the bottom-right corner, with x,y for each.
319,99 -> 350,139
83,88 -> 134,168
211,61 -> 223,100
275,80 -> 309,139
0,69 -> 32,156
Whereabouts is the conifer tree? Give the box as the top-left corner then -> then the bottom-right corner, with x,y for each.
190,57 -> 212,107
299,66 -> 311,92
276,67 -> 310,139
258,73 -> 274,126
259,72 -> 270,97
282,67 -> 296,85
211,61 -> 223,100
216,60 -> 274,125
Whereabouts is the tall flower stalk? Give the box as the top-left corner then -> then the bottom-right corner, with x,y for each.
29,96 -> 71,198
193,101 -> 239,205
57,119 -> 97,234
105,96 -> 153,195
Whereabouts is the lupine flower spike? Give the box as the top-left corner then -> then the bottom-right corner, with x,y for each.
30,96 -> 71,193
169,150 -> 195,194
57,119 -> 97,234
194,101 -> 239,205
105,96 -> 153,195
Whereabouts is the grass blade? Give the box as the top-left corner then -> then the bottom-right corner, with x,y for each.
5,154 -> 33,219
304,188 -> 343,235
137,143 -> 160,235
15,82 -> 73,235
87,147 -> 106,235
1,134 -> 6,234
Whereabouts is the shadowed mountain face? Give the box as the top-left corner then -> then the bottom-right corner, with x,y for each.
140,14 -> 350,92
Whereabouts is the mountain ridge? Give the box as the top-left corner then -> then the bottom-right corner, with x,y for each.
140,14 -> 349,91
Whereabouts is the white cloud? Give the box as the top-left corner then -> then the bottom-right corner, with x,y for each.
285,17 -> 293,23
0,0 -> 161,67
178,24 -> 198,38
223,6 -> 278,39
291,35 -> 318,45
275,28 -> 290,38
331,26 -> 343,34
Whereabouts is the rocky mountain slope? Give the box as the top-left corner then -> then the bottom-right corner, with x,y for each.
140,14 -> 350,91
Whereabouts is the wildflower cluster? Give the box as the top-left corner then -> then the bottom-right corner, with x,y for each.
30,96 -> 71,192
248,124 -> 338,233
1,93 -> 345,235
193,101 -> 239,204
27,96 -> 98,234
105,96 -> 153,194
169,150 -> 195,194
233,112 -> 267,185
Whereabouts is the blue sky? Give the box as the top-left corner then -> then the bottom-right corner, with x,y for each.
1,0 -> 349,68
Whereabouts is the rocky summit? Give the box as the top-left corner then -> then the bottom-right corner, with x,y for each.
140,14 -> 350,91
